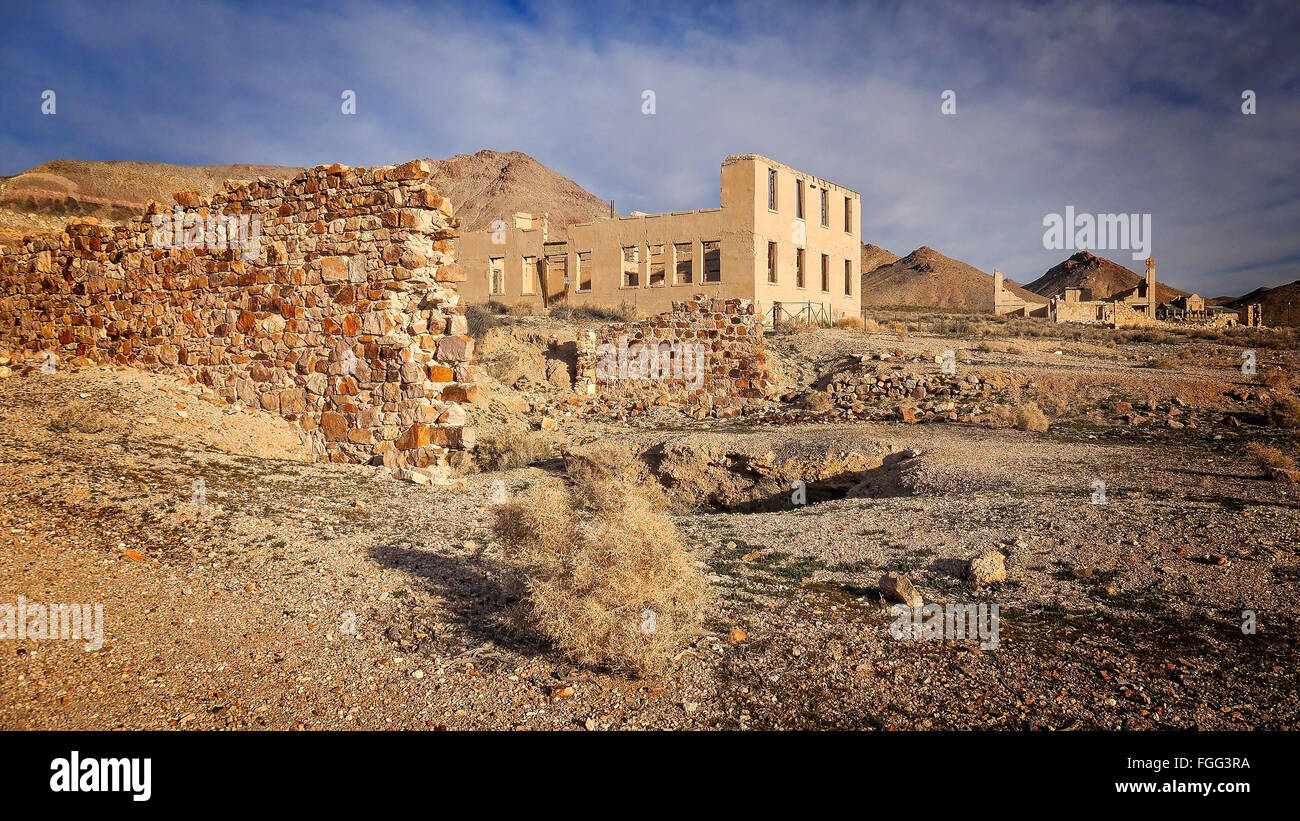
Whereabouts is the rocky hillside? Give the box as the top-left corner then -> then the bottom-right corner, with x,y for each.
1025,251 -> 1187,303
0,150 -> 611,247
861,243 -> 900,276
1222,280 -> 1300,327
860,245 -> 1044,312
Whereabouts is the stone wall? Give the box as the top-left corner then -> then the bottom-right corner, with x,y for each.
0,160 -> 478,477
573,296 -> 772,418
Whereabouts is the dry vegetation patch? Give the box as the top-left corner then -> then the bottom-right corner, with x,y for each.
493,447 -> 706,675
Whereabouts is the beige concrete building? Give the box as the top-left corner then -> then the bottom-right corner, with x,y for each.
456,155 -> 862,322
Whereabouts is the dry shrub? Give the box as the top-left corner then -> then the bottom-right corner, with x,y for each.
977,340 -> 996,353
507,301 -> 540,317
561,441 -> 651,491
1006,345 -> 1025,355
863,318 -> 881,332
493,467 -> 706,676
889,321 -> 909,343
1033,375 -> 1078,418
1245,442 -> 1294,472
1261,368 -> 1293,391
1270,392 -> 1300,428
834,316 -> 864,330
1141,356 -> 1178,369
49,403 -> 110,434
990,401 -> 1048,431
1015,402 -> 1050,431
474,429 -> 554,471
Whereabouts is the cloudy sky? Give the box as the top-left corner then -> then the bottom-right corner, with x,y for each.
2,0 -> 1297,295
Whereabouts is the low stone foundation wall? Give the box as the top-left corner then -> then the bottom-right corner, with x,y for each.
0,160 -> 477,475
574,296 -> 772,417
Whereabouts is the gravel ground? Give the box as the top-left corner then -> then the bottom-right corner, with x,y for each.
1,331 -> 1298,730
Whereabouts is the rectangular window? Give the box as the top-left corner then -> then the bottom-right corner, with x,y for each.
796,179 -> 804,220
489,257 -> 505,295
767,241 -> 778,283
768,168 -> 778,211
673,242 -> 693,284
622,245 -> 640,287
796,248 -> 805,288
649,244 -> 666,286
844,259 -> 853,295
521,256 -> 538,295
703,241 -> 721,282
577,251 -> 591,291
844,196 -> 852,232
544,251 -> 566,294
821,254 -> 829,292
820,189 -> 829,227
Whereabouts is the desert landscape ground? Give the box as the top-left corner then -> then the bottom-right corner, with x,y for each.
3,309 -> 1297,731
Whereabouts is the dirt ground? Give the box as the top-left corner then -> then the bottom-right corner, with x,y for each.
1,322 -> 1298,730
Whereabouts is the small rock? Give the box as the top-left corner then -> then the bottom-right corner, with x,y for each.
878,572 -> 923,607
727,627 -> 747,644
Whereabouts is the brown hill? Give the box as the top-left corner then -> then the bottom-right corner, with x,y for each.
1222,280 -> 1300,327
424,150 -> 610,240
861,245 -> 1045,312
0,160 -> 305,247
860,243 -> 899,276
1026,251 -> 1187,303
0,150 -> 611,247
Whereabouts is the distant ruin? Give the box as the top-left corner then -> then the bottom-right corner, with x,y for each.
994,258 -> 1261,328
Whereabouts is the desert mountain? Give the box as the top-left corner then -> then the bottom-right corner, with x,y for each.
1025,251 -> 1187,303
424,150 -> 610,240
861,243 -> 900,276
860,245 -> 1045,311
0,149 -> 611,247
1221,280 -> 1300,327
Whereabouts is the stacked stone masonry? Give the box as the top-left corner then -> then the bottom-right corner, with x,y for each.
0,159 -> 478,475
575,296 -> 773,417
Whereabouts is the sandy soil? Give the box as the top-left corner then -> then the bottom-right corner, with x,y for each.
1,324 -> 1298,730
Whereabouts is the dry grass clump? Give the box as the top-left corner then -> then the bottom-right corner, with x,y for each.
990,401 -> 1049,431
834,316 -> 864,330
473,429 -> 555,471
976,340 -> 996,353
1245,441 -> 1294,473
506,301 -> 540,317
889,321 -> 909,343
548,302 -> 639,323
1140,356 -> 1178,369
1269,392 -> 1300,428
1032,374 -> 1079,417
1261,368 -> 1293,391
863,318 -> 881,332
493,463 -> 707,676
49,403 -> 110,434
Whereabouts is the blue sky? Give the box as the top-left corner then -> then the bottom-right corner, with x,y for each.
1,0 -> 1297,295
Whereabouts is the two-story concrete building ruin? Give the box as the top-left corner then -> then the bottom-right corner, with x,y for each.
457,155 -> 862,322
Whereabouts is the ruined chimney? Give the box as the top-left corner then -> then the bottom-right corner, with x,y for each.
993,268 -> 1004,311
1145,258 -> 1156,318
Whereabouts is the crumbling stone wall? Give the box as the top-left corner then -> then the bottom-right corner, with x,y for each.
0,160 -> 478,477
574,296 -> 772,418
